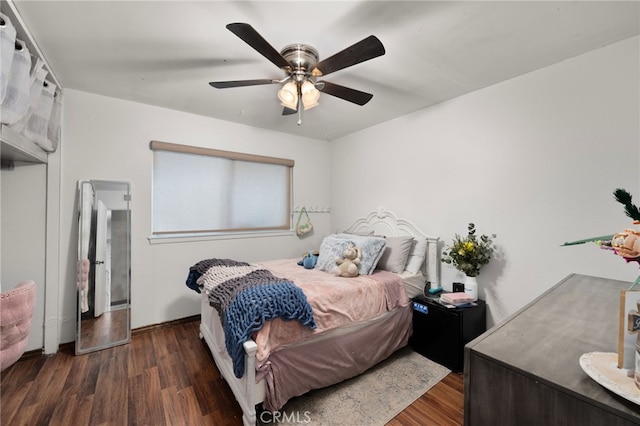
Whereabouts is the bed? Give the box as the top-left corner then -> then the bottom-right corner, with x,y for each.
189,207 -> 440,425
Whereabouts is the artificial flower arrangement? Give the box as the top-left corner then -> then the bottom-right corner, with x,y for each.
563,188 -> 640,289
441,223 -> 497,277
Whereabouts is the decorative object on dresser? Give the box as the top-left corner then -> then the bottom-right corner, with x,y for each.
409,293 -> 486,373
188,207 -> 440,426
465,274 -> 640,425
562,188 -> 640,388
619,291 -> 640,373
579,352 -> 640,405
441,223 -> 497,301
562,188 -> 640,287
628,300 -> 640,389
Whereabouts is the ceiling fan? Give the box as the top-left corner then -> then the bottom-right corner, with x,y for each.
209,23 -> 385,121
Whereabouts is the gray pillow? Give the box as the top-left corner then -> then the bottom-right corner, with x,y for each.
376,236 -> 415,273
316,234 -> 387,275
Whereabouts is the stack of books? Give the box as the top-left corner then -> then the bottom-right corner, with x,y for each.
440,292 -> 474,307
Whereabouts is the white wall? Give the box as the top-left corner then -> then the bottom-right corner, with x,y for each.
330,36 -> 640,327
57,91 -> 331,343
17,35 -> 640,349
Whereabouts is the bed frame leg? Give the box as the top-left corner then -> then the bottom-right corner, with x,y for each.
242,340 -> 259,425
243,410 -> 257,426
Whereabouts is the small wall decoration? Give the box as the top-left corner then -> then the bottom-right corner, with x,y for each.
295,207 -> 314,237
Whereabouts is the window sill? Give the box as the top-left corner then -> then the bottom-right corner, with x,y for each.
147,230 -> 294,245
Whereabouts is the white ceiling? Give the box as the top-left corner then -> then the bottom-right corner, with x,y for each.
9,1 -> 640,141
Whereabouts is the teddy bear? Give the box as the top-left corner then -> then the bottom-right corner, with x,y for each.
333,245 -> 362,277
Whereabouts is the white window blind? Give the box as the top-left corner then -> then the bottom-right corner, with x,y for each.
150,141 -> 293,235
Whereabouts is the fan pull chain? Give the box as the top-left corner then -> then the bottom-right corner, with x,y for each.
297,105 -> 302,125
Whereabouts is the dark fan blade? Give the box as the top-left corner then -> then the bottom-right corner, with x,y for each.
226,23 -> 291,70
282,107 -> 297,115
209,79 -> 277,89
317,81 -> 373,106
311,35 -> 385,77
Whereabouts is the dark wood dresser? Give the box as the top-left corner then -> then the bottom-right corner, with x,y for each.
464,274 -> 640,425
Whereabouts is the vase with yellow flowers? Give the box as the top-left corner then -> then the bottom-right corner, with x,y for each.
441,223 -> 497,301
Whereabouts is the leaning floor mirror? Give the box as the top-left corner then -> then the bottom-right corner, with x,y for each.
76,180 -> 131,354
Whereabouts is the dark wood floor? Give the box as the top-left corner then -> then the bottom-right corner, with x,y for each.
1,317 -> 463,425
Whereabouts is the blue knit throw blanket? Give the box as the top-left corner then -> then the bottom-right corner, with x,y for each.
186,258 -> 317,378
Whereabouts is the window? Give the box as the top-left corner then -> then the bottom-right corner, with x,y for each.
150,141 -> 293,236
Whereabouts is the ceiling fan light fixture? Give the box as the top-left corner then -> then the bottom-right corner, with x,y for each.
302,97 -> 319,111
301,80 -> 320,110
210,24 -> 385,118
278,81 -> 298,110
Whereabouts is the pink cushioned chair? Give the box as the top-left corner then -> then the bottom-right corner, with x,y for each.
1,280 -> 36,372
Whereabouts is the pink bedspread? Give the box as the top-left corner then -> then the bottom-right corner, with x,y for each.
253,259 -> 409,365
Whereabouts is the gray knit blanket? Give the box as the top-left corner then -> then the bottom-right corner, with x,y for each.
186,258 -> 317,378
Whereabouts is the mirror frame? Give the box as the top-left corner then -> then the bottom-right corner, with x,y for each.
76,179 -> 131,354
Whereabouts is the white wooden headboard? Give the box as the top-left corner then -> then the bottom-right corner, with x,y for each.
342,207 -> 440,287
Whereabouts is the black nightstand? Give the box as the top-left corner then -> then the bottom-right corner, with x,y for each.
409,293 -> 486,373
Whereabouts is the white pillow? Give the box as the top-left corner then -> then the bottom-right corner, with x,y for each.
404,238 -> 428,275
376,236 -> 415,273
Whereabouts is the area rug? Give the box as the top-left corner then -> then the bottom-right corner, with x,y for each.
266,347 -> 451,425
